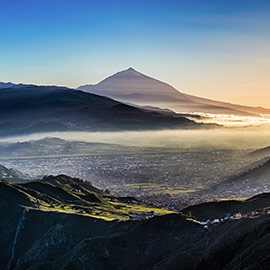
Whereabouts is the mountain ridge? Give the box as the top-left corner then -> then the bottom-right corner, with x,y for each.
1,174 -> 270,269
0,85 -> 199,137
0,164 -> 30,182
0,82 -> 35,89
78,68 -> 270,116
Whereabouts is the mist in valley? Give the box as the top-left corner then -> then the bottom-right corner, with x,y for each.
0,123 -> 269,207
0,125 -> 270,150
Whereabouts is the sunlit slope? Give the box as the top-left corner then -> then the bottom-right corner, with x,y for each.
1,175 -> 173,221
78,68 -> 270,116
0,164 -> 29,182
1,175 -> 270,269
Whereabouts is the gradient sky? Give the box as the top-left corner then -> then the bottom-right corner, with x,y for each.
1,0 -> 270,107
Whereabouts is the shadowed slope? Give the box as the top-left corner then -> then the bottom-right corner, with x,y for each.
0,176 -> 270,269
0,85 -> 197,136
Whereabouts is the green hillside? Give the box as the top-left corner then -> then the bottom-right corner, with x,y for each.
1,175 -> 270,269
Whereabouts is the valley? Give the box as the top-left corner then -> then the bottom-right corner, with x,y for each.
0,82 -> 270,268
2,0 -> 270,268
1,68 -> 270,270
1,133 -> 269,210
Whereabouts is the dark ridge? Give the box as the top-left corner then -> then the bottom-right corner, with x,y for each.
246,192 -> 270,202
181,192 -> 270,220
1,175 -> 270,269
0,85 -> 199,137
248,145 -> 270,157
232,158 -> 270,180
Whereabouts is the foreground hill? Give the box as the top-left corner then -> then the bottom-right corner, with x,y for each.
78,68 -> 270,116
1,174 -> 171,221
0,164 -> 29,183
1,174 -> 270,269
0,85 -> 198,137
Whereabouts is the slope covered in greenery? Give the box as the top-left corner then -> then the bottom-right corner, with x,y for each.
1,175 -> 270,269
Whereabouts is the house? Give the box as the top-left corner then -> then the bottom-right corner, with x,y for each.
200,221 -> 207,226
212,218 -> 220,224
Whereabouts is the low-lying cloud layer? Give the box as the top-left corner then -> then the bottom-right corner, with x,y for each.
187,113 -> 270,127
0,126 -> 270,150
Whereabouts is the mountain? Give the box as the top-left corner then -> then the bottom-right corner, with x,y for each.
0,85 -> 198,137
1,174 -> 270,269
0,82 -> 16,89
182,192 -> 270,220
249,145 -> 270,159
203,157 -> 270,199
0,137 -> 130,157
0,164 -> 30,182
78,68 -> 270,116
0,82 -> 33,89
227,158 -> 270,189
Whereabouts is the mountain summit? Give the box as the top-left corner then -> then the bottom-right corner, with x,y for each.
108,67 -> 147,79
78,68 -> 270,116
79,67 -> 182,100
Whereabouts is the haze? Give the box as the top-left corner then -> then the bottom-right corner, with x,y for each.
0,126 -> 269,150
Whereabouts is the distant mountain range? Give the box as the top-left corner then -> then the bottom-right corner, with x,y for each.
0,137 -> 129,157
0,82 -> 34,89
78,68 -> 270,116
1,174 -> 270,269
0,85 -> 199,137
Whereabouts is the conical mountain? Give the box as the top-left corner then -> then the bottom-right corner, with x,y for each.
78,68 -> 270,116
96,67 -> 182,96
78,67 -> 188,103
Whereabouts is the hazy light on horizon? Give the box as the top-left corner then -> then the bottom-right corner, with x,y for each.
0,0 -> 269,107
187,113 -> 270,127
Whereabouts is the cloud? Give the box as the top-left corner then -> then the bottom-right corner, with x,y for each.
187,113 -> 270,127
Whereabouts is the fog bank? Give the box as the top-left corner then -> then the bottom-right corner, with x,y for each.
0,126 -> 270,150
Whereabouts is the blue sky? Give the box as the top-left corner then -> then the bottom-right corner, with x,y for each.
1,0 -> 270,107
